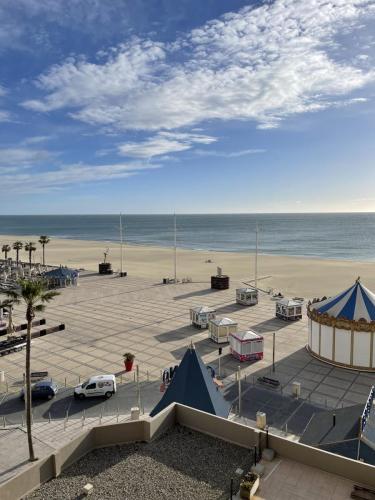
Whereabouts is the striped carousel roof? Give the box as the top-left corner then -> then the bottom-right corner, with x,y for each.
310,278 -> 375,322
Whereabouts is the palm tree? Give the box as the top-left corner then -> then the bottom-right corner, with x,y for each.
24,242 -> 36,267
11,280 -> 59,461
2,244 -> 11,260
0,295 -> 19,334
38,236 -> 50,266
13,241 -> 23,265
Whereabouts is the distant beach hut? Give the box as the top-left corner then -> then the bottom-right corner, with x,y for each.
276,298 -> 303,321
43,266 -> 79,288
307,278 -> 375,371
236,287 -> 258,306
208,317 -> 237,344
230,330 -> 264,362
190,306 -> 216,329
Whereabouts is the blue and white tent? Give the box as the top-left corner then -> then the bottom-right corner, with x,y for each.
310,279 -> 375,322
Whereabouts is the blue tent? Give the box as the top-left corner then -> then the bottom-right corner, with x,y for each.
150,345 -> 230,418
310,278 -> 375,322
44,267 -> 78,279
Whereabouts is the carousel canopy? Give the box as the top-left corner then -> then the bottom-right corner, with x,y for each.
44,267 -> 78,279
210,317 -> 237,326
150,345 -> 230,418
310,279 -> 375,322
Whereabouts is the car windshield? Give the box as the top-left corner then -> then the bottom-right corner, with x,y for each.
81,380 -> 89,388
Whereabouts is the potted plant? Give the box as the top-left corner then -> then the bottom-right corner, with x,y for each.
123,352 -> 135,372
240,472 -> 260,499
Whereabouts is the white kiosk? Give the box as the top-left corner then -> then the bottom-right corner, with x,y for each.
276,298 -> 303,321
208,317 -> 238,344
230,330 -> 264,362
236,288 -> 258,306
190,306 -> 216,329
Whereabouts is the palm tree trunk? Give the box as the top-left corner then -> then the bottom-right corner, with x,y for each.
8,307 -> 14,335
16,250 -> 19,265
42,245 -> 45,266
25,315 -> 36,461
29,251 -> 32,267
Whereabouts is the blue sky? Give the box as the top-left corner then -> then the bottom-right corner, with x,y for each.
0,0 -> 375,214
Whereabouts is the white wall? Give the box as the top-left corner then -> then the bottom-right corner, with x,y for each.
310,321 -> 320,353
320,325 -> 333,359
353,331 -> 371,368
334,328 -> 351,365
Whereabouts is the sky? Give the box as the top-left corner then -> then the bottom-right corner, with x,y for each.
0,0 -> 375,214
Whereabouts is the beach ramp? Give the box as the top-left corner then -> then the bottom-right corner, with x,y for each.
150,345 -> 230,418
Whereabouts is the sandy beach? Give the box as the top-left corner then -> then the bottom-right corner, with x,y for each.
1,234 -> 374,297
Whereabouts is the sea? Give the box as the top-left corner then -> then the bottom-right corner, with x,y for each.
0,213 -> 374,261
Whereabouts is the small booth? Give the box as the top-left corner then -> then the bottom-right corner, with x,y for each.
208,317 -> 238,344
190,306 -> 216,329
230,330 -> 264,362
211,267 -> 230,290
276,298 -> 303,321
236,288 -> 258,306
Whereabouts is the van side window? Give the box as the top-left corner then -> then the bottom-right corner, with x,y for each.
86,383 -> 96,389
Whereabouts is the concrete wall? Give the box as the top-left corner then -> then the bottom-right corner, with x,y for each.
176,404 -> 375,488
1,403 -> 375,499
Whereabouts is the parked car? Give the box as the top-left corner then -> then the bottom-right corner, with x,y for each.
20,380 -> 58,401
74,374 -> 116,400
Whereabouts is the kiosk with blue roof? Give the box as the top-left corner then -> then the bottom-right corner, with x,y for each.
307,278 -> 375,371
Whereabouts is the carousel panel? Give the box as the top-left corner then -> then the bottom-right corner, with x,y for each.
310,321 -> 320,353
320,325 -> 333,359
334,328 -> 351,365
353,331 -> 371,368
308,319 -> 312,347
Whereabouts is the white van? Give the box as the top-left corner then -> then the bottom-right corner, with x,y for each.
74,374 -> 116,400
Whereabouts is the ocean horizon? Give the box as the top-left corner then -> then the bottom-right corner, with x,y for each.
0,213 -> 374,262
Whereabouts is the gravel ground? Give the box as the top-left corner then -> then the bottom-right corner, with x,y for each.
28,425 -> 251,500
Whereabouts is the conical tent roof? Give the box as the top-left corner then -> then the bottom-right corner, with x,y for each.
310,279 -> 375,322
150,346 -> 230,418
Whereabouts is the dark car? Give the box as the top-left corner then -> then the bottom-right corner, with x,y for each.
20,380 -> 58,401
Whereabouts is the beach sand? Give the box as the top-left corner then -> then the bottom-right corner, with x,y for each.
1,234 -> 374,297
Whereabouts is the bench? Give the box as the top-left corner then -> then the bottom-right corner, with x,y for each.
30,371 -> 49,381
257,376 -> 280,388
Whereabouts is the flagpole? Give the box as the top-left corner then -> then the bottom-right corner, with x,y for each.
120,213 -> 123,275
255,222 -> 258,290
174,212 -> 177,283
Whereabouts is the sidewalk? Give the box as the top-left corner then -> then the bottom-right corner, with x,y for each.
0,412 -> 132,484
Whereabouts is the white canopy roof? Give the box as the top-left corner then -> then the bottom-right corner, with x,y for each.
191,306 -> 216,314
230,330 -> 262,342
210,317 -> 237,326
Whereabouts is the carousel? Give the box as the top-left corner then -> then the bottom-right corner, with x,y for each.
208,317 -> 238,344
190,306 -> 216,329
229,330 -> 264,362
307,278 -> 375,371
276,298 -> 303,321
236,287 -> 258,306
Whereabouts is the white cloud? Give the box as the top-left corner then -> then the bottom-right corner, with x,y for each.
0,147 -> 54,169
0,161 -> 159,193
194,148 -> 266,158
22,0 -> 375,132
118,132 -> 216,158
21,135 -> 53,145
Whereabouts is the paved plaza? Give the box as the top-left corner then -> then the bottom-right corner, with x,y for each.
1,272 -> 374,410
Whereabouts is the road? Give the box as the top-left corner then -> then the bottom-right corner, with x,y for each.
0,381 -> 162,425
